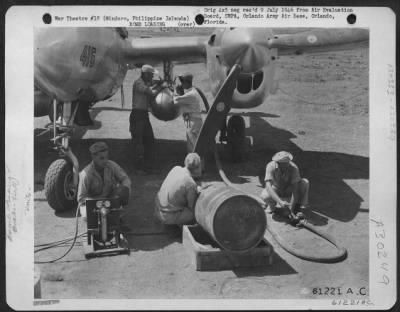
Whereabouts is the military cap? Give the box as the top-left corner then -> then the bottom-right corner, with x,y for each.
178,72 -> 193,83
184,153 -> 201,170
141,64 -> 158,74
89,142 -> 108,155
272,151 -> 293,163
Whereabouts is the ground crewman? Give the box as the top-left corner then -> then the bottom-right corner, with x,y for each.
130,64 -> 160,175
77,142 -> 131,220
260,151 -> 309,218
154,153 -> 203,225
173,72 -> 205,173
173,73 -> 204,152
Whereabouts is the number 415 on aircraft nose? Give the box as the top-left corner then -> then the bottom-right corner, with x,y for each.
80,45 -> 96,68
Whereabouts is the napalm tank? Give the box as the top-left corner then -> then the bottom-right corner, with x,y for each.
195,182 -> 267,252
151,86 -> 208,122
151,87 -> 179,121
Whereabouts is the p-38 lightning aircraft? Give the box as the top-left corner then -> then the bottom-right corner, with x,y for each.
34,27 -> 368,212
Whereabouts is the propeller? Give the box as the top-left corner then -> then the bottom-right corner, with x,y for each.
120,84 -> 125,109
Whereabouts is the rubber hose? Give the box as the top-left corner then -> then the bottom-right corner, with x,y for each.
213,146 -> 347,263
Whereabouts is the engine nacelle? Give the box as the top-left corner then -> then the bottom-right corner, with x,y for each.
151,88 -> 180,121
34,90 -> 53,117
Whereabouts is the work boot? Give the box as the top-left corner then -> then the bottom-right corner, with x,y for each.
296,212 -> 305,219
275,207 -> 291,218
289,214 -> 300,226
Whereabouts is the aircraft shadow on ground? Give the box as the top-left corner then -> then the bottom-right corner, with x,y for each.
34,134 -> 189,248
91,106 -> 132,113
229,111 -> 280,118
125,227 -> 182,252
34,112 -> 368,249
34,128 -> 188,190
189,114 -> 368,225
242,116 -> 369,224
54,207 -> 79,219
34,137 -> 187,185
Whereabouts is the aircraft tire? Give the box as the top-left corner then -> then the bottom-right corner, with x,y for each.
44,159 -> 77,211
227,115 -> 246,162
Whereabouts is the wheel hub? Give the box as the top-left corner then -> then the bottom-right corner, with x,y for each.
63,171 -> 77,200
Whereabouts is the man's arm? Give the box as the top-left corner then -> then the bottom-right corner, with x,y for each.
173,92 -> 193,107
134,79 -> 154,97
289,165 -> 302,209
290,182 -> 300,209
150,81 -> 168,97
265,181 -> 287,207
264,162 -> 288,207
186,184 -> 199,211
110,161 -> 132,190
77,172 -> 89,206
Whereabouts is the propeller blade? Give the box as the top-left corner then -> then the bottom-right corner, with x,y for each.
121,84 -> 125,109
193,64 -> 241,156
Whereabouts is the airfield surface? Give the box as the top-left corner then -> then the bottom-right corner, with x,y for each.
34,30 -> 369,300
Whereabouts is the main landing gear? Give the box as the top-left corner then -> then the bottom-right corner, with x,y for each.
44,101 -> 80,212
49,100 -> 93,126
219,115 -> 247,162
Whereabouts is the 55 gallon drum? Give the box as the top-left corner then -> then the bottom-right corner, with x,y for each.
195,183 -> 266,252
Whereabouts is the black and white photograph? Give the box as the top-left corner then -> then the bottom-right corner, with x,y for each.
5,6 -> 396,310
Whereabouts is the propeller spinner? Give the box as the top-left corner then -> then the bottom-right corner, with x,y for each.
220,28 -> 272,73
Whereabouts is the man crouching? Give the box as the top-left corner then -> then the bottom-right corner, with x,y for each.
260,151 -> 309,219
155,153 -> 202,225
78,142 -> 131,220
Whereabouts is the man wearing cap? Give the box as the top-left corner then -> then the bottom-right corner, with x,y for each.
173,72 -> 204,154
260,151 -> 309,218
130,64 -> 160,174
154,153 -> 204,225
78,142 -> 131,219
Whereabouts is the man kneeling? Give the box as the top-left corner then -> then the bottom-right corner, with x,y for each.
260,151 -> 309,218
155,153 -> 202,225
78,142 -> 131,220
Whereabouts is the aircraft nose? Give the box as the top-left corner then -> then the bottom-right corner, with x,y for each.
220,28 -> 269,72
35,29 -> 74,93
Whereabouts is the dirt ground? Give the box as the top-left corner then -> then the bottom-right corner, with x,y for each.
34,29 -> 369,300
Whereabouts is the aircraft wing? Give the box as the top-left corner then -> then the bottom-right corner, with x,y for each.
123,36 -> 208,66
268,28 -> 369,56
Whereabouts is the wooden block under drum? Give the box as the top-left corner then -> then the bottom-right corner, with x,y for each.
183,225 -> 273,271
